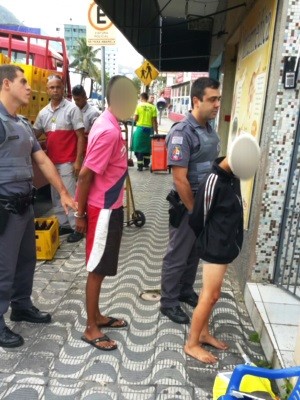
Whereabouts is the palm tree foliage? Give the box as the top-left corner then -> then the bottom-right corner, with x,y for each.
69,38 -> 101,82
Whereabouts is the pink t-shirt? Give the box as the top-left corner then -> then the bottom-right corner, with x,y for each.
83,110 -> 128,209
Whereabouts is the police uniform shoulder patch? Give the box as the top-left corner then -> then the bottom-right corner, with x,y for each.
170,144 -> 183,161
171,136 -> 183,145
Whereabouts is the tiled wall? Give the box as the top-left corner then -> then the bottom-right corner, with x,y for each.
253,0 -> 300,281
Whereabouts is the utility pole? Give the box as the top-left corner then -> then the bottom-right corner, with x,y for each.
101,46 -> 106,111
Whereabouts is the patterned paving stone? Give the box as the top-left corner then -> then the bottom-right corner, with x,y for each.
156,385 -> 195,399
0,169 -> 268,399
1,384 -> 44,399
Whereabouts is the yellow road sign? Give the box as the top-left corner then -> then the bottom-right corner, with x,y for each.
135,60 -> 159,86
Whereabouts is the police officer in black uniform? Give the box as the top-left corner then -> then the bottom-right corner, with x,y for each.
160,77 -> 221,324
0,65 -> 76,348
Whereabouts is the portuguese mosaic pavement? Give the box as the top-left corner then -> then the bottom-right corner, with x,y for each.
0,168 -> 268,399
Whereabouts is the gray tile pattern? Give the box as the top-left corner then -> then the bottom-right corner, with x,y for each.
1,169 -> 268,399
255,0 -> 300,281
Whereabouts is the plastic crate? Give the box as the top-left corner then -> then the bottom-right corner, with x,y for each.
0,54 -> 11,65
40,68 -> 48,86
35,216 -> 60,260
38,92 -> 50,108
14,64 -> 41,91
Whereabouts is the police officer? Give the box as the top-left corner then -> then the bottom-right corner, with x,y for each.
160,77 -> 221,324
0,65 -> 76,348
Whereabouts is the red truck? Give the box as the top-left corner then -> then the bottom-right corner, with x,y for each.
0,28 -> 72,189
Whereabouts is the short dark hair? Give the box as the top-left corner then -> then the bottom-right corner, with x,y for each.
72,84 -> 86,97
0,65 -> 24,88
190,77 -> 220,108
140,92 -> 148,101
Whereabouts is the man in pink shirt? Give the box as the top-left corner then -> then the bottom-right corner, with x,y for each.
75,76 -> 134,351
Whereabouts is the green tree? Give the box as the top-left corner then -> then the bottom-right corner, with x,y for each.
69,38 -> 101,83
132,77 -> 142,93
155,75 -> 167,94
92,71 -> 110,99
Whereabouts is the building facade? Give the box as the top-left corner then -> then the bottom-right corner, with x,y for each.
98,0 -> 300,300
104,46 -> 118,77
63,24 -> 86,61
63,23 -> 118,77
215,0 -> 300,298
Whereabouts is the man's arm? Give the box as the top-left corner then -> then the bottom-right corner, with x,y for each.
32,114 -> 44,139
172,165 -> 194,212
152,116 -> 158,134
32,150 -> 76,213
75,165 -> 95,234
188,179 -> 206,236
152,105 -> 158,134
73,127 -> 85,176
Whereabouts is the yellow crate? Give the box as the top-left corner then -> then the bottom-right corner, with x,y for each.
30,90 -> 39,104
13,64 -> 41,91
26,115 -> 37,126
38,92 -> 50,108
18,104 -> 30,118
35,216 -> 60,260
40,68 -> 49,87
0,54 -> 11,65
18,90 -> 39,121
29,102 -> 39,116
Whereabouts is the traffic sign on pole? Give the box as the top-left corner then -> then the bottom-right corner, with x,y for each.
135,60 -> 159,86
87,2 -> 116,46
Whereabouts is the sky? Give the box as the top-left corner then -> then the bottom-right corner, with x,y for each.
1,0 -> 143,71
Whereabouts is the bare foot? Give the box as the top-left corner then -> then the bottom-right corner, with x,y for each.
184,343 -> 218,364
199,333 -> 229,350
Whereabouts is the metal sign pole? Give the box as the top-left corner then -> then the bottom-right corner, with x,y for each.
101,46 -> 106,111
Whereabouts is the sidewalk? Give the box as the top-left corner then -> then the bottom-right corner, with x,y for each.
157,115 -> 174,134
0,152 -> 269,399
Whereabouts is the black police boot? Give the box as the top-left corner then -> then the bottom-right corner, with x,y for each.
10,306 -> 51,324
160,306 -> 190,324
67,231 -> 84,243
0,326 -> 24,348
179,292 -> 199,308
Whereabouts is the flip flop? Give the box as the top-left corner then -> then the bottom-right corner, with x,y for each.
81,334 -> 117,351
97,316 -> 128,329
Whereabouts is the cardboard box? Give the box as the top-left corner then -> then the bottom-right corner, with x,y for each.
35,216 -> 60,260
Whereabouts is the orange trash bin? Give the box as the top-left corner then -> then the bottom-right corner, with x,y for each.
150,134 -> 170,173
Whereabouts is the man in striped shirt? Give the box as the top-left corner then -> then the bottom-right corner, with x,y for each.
34,75 -> 85,243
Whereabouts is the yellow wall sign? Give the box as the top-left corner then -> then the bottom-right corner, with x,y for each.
135,60 -> 159,86
228,0 -> 277,228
